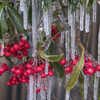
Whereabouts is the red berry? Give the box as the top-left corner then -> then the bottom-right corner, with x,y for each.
15,69 -> 22,76
7,81 -> 11,86
19,41 -> 24,47
86,62 -> 93,68
0,68 -> 5,73
21,36 -> 27,42
26,63 -> 32,69
48,70 -> 54,77
24,42 -> 30,49
12,52 -> 18,57
60,59 -> 67,65
11,80 -> 16,85
40,64 -> 45,69
37,66 -> 43,73
23,72 -> 28,77
17,54 -> 22,59
22,79 -> 27,83
52,25 -> 56,31
87,68 -> 94,75
96,65 -> 100,71
10,47 -> 15,53
57,33 -> 61,37
26,69 -> 32,75
53,37 -> 57,41
13,44 -> 19,51
5,45 -> 10,51
65,66 -> 72,74
11,67 -> 16,73
83,69 -> 87,75
72,60 -> 78,66
23,50 -> 28,56
41,73 -> 46,78
36,88 -> 40,93
6,52 -> 11,57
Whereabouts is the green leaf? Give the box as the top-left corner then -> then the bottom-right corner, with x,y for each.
0,4 -> 8,39
37,41 -> 43,50
55,23 -> 63,32
46,42 -> 56,55
7,5 -> 27,35
53,10 -> 58,18
38,50 -> 63,62
43,0 -> 52,13
66,50 -> 84,92
50,62 -> 65,78
80,0 -> 84,6
4,56 -> 16,65
42,29 -> 46,41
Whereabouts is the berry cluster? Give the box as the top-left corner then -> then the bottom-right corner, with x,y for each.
3,36 -> 30,59
51,25 -> 61,41
0,63 -> 9,76
7,59 -> 54,87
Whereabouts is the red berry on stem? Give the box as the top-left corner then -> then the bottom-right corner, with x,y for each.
17,54 -> 22,59
24,42 -> 30,49
0,68 -> 5,73
87,62 -> 93,68
10,47 -> 15,53
96,65 -> 100,71
26,63 -> 32,69
87,68 -> 94,75
6,52 -> 11,57
37,66 -> 43,73
65,66 -> 72,74
23,50 -> 28,56
15,69 -> 22,76
60,59 -> 67,65
41,73 -> 46,78
72,60 -> 78,66
13,44 -> 19,51
26,69 -> 32,75
19,41 -> 24,47
7,81 -> 11,86
48,70 -> 54,77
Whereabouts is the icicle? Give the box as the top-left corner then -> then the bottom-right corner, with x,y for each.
47,77 -> 52,100
61,31 -> 65,44
62,0 -> 68,6
37,73 -> 41,89
43,8 -> 52,37
45,60 -> 49,75
65,74 -> 70,100
84,75 -> 89,100
71,12 -> 75,60
65,31 -> 69,61
23,0 -> 28,30
80,5 -> 85,31
33,74 -> 36,100
94,73 -> 99,100
93,0 -> 97,22
98,27 -> 100,65
40,79 -> 44,100
68,6 -> 71,26
20,0 -> 24,11
85,13 -> 90,33
29,75 -> 34,100
76,3 -> 79,23
57,77 -> 62,86
32,0 -> 37,57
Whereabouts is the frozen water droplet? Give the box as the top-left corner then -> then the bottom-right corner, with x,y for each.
85,13 -> 90,33
93,0 -> 97,22
80,5 -> 84,31
68,6 -> 71,26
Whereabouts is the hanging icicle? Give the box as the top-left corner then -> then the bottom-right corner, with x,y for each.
98,27 -> 100,65
62,0 -> 68,6
43,7 -> 52,37
65,31 -> 69,62
37,73 -> 41,89
93,0 -> 97,22
29,75 -> 34,100
0,41 -> 4,56
94,73 -> 99,100
20,0 -> 24,11
68,6 -> 71,26
85,13 -> 90,33
23,0 -> 28,30
84,75 -> 89,100
65,74 -> 70,100
71,12 -> 75,60
33,74 -> 36,100
61,31 -> 65,44
47,76 -> 52,100
45,60 -> 49,75
76,3 -> 80,23
80,4 -> 85,31
32,0 -> 37,57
